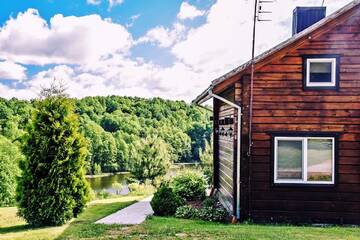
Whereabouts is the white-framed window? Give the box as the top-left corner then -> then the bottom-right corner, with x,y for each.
305,58 -> 337,87
274,136 -> 335,184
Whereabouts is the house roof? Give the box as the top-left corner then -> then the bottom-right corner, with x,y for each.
192,0 -> 360,105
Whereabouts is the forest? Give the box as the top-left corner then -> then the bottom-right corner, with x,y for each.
0,96 -> 212,175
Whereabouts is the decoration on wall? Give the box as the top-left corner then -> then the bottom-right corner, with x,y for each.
216,116 -> 235,138
228,127 -> 233,137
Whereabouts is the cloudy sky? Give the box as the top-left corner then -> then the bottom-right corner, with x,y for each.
0,0 -> 353,101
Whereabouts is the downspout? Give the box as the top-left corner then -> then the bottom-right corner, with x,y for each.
207,90 -> 242,220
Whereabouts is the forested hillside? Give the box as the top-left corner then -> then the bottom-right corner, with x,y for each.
0,96 -> 211,174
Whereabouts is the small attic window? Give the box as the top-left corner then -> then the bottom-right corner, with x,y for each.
303,55 -> 339,90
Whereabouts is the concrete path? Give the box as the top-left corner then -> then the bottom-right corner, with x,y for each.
96,196 -> 153,225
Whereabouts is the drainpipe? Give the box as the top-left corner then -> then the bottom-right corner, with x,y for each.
207,90 -> 242,220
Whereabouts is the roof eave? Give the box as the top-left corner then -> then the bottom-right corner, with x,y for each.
192,85 -> 212,105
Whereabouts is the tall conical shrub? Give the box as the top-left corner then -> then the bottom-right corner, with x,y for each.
17,96 -> 90,226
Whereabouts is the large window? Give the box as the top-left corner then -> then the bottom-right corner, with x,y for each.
303,55 -> 339,90
274,136 -> 335,184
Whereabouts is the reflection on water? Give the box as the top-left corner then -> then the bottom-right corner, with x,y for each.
86,173 -> 130,195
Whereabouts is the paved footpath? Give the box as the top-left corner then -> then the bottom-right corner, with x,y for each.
96,196 -> 154,225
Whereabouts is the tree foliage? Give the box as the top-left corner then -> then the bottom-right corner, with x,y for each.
0,95 -> 211,181
0,136 -> 22,206
130,136 -> 171,183
16,96 -> 90,226
199,139 -> 213,185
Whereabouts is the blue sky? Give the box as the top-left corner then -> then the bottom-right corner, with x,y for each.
0,0 -> 353,101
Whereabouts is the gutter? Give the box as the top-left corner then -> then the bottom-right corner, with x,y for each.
196,89 -> 242,220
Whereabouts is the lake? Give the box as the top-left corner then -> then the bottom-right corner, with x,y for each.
86,163 -> 200,194
86,172 -> 130,194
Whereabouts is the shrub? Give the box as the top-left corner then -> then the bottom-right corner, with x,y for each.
17,96 -> 90,226
151,183 -> 184,216
0,136 -> 22,206
175,205 -> 199,219
197,206 -> 228,222
93,163 -> 102,175
128,183 -> 139,192
128,182 -> 155,196
89,189 -> 97,201
202,196 -> 217,208
112,182 -> 123,195
171,170 -> 206,201
175,197 -> 229,223
97,190 -> 110,199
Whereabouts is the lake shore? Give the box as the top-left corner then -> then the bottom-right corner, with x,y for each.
86,172 -> 130,179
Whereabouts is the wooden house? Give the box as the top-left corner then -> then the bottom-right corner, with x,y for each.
193,1 -> 360,224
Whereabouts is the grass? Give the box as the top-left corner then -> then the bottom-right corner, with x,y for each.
1,198 -> 359,240
107,217 -> 360,240
0,196 -> 141,240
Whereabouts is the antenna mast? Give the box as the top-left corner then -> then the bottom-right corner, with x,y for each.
248,0 -> 273,156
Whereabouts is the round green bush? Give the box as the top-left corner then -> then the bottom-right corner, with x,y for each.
151,183 -> 184,216
171,170 -> 206,201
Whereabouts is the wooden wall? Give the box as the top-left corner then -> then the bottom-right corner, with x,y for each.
214,89 -> 236,214
244,11 -> 360,224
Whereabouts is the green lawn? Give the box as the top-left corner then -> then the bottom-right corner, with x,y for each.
1,198 -> 359,240
106,217 -> 360,240
0,196 -> 141,240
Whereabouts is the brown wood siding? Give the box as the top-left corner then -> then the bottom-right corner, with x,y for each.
248,12 -> 360,224
214,89 -> 236,214
218,104 -> 235,213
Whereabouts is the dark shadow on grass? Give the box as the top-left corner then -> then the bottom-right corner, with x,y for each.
0,224 -> 38,234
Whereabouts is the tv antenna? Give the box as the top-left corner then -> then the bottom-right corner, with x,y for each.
248,0 -> 274,156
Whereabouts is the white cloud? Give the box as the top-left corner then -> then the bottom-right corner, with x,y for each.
87,0 -> 101,5
0,1 -> 355,102
126,14 -> 141,28
136,23 -> 186,48
108,0 -> 124,10
0,83 -> 35,99
17,55 -> 207,102
177,2 -> 205,20
172,0 -> 353,77
0,61 -> 26,80
172,0 -> 253,76
0,9 -> 132,65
